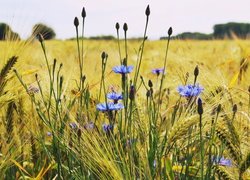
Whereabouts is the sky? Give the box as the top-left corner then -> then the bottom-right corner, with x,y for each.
1,0 -> 250,40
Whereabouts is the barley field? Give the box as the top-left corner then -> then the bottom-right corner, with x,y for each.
0,6 -> 250,180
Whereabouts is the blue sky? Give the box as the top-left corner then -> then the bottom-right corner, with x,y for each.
1,0 -> 250,39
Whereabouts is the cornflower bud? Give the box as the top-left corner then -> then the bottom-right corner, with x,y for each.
232,104 -> 237,113
148,80 -> 153,88
194,65 -> 199,77
123,23 -> 128,32
145,5 -> 150,16
168,27 -> 173,36
129,85 -> 135,100
115,22 -> 120,30
216,104 -> 222,113
74,17 -> 79,27
81,7 -> 86,18
198,98 -> 203,115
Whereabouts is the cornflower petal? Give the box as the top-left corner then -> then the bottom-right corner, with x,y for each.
177,84 -> 204,97
96,102 -> 124,112
112,65 -> 133,74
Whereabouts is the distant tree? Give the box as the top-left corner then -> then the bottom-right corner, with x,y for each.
0,23 -> 20,41
160,32 -> 212,40
32,23 -> 56,40
166,32 -> 213,40
89,35 -> 115,40
214,22 -> 250,39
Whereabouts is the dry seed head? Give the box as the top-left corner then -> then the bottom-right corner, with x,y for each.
145,5 -> 150,16
74,17 -> 79,27
123,23 -> 128,32
81,7 -> 86,18
168,27 -> 173,36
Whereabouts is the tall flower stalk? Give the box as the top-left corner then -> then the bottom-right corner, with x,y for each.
198,98 -> 204,179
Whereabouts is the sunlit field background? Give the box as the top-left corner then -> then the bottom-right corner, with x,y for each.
0,5 -> 250,180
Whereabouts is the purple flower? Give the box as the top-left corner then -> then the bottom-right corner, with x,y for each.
96,102 -> 124,112
152,68 -> 165,76
69,122 -> 78,129
107,92 -> 123,103
112,65 -> 133,74
177,84 -> 204,97
102,123 -> 114,133
46,132 -> 52,136
213,156 -> 232,167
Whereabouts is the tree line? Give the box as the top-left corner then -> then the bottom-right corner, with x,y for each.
163,22 -> 250,40
1,22 -> 250,41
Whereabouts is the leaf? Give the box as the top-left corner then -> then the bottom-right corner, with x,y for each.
165,158 -> 174,180
228,72 -> 239,88
36,163 -> 53,179
10,159 -> 32,177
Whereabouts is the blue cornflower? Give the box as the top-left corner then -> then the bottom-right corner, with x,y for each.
112,65 -> 133,74
212,156 -> 232,167
96,102 -> 124,112
152,68 -> 165,76
102,123 -> 114,133
107,92 -> 123,103
177,84 -> 204,97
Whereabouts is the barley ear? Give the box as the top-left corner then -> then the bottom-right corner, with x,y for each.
5,102 -> 16,143
212,165 -> 235,180
239,152 -> 250,177
215,127 -> 242,164
0,56 -> 18,94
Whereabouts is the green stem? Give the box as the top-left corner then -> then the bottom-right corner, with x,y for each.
199,114 -> 204,180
